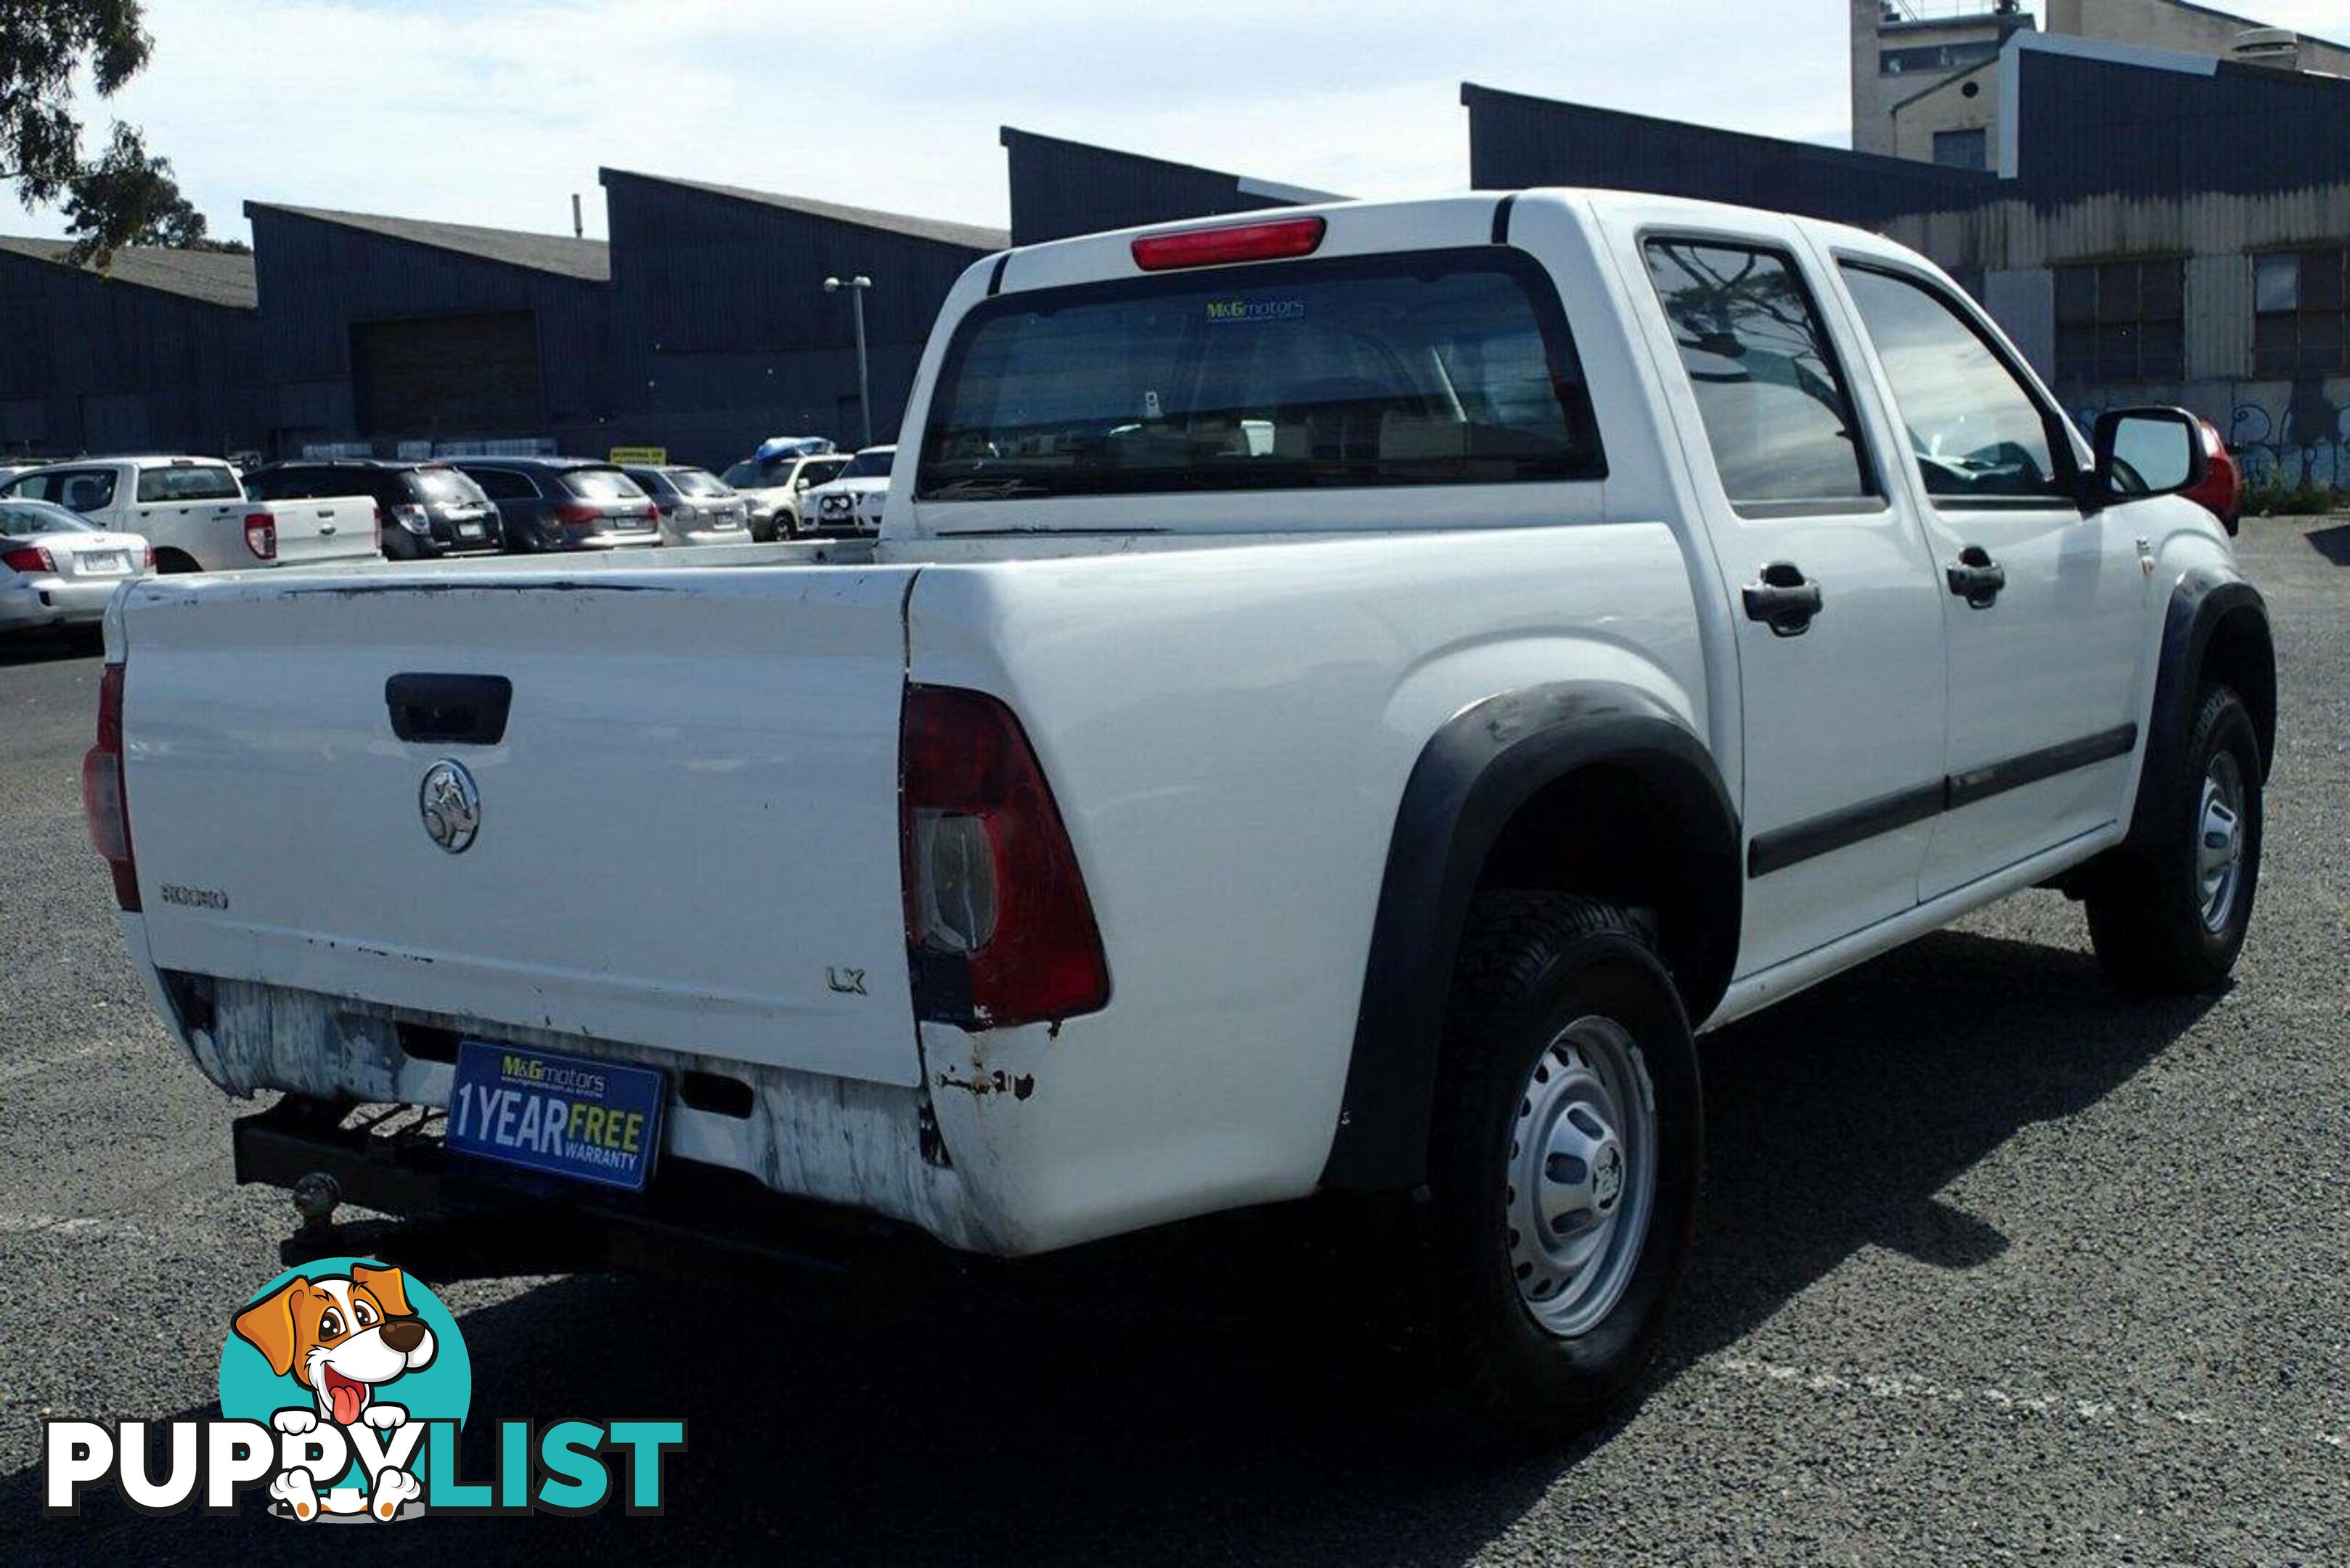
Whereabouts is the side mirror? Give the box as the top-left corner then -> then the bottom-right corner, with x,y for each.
2091,407 -> 2206,506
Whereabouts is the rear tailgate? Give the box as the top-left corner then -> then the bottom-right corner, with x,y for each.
118,561 -> 926,1085
266,496 -> 383,565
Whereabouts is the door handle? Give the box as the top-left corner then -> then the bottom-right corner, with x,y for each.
1742,562 -> 1824,637
385,674 -> 513,746
1946,545 -> 2006,609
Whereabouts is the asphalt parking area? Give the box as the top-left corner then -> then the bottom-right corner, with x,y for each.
2,520 -> 2344,1561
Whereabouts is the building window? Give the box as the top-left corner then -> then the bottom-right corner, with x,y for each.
1932,128 -> 1988,171
2253,248 -> 2348,376
2053,258 -> 2184,383
1881,40 -> 2002,75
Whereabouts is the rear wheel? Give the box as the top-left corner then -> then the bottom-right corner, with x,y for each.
152,549 -> 201,574
1427,891 -> 1702,1442
2085,682 -> 2263,992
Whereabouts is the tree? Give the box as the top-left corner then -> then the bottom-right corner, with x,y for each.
1,1 -> 234,264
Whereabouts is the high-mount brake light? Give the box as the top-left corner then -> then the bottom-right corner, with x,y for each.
1130,216 -> 1326,271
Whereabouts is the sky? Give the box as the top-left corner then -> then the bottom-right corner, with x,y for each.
12,0 -> 2350,245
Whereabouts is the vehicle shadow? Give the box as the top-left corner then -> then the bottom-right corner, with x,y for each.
5,926 -> 2212,1564
0,626 -> 102,667
2304,520 -> 2350,565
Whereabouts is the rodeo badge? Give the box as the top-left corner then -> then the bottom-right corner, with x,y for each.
44,1257 -> 685,1520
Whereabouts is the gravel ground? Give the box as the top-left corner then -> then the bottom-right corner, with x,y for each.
1,518 -> 2344,1562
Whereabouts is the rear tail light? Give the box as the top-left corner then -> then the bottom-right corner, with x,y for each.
554,502 -> 601,526
900,685 -> 1109,1028
141,546 -> 156,572
3,544 -> 56,573
391,502 -> 430,533
1131,215 -> 1326,271
82,661 -> 139,910
243,513 -> 276,560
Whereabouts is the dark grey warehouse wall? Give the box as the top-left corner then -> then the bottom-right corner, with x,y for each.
245,205 -> 613,458
598,171 -> 1005,467
1001,128 -> 1326,245
0,245 -> 263,459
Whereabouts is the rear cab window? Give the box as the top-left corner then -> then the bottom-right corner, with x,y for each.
560,467 -> 647,502
917,249 -> 1604,500
135,463 -> 242,503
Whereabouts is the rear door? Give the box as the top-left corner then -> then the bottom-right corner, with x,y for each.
1831,260 -> 2150,898
1617,215 -> 1949,973
122,563 -> 929,1085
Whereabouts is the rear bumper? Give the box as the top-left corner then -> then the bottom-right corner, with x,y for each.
233,1095 -> 946,1283
0,575 -> 122,628
152,969 -> 1022,1255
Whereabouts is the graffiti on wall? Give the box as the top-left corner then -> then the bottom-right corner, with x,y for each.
2226,380 -> 2347,490
2076,379 -> 2349,491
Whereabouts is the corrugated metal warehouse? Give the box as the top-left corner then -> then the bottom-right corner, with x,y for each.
242,203 -> 614,459
599,170 -> 1005,465
0,240 -> 262,460
1000,128 -> 1335,245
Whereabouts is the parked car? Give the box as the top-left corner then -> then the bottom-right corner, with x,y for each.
622,465 -> 751,547
246,459 -> 503,560
719,451 -> 850,540
85,192 -> 2274,1443
798,444 -> 894,534
0,497 -> 151,633
2184,417 -> 2240,535
1,455 -> 381,572
450,457 -> 661,553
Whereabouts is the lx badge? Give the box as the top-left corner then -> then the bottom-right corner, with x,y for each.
826,967 -> 868,996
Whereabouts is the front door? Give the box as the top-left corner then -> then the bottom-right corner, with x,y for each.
1624,221 -> 1950,973
1832,262 -> 2151,899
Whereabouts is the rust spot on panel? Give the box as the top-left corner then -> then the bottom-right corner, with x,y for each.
934,1067 -> 1036,1101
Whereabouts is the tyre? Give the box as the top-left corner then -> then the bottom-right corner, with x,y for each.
2085,682 -> 2263,993
1427,891 -> 1702,1442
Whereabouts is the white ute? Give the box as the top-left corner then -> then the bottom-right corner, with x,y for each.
6,455 -> 381,572
89,193 -> 2274,1439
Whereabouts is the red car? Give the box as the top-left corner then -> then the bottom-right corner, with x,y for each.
2182,416 -> 2240,535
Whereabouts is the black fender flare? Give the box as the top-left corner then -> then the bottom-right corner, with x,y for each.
2124,571 -> 2274,851
1318,682 -> 1739,1192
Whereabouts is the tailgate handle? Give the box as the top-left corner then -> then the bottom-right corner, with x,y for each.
386,674 -> 512,746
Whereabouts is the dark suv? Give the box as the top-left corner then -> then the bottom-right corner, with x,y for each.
245,460 -> 502,561
451,457 -> 661,553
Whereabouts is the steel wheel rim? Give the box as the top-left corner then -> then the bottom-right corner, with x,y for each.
2196,751 -> 2247,933
1505,1014 -> 1657,1338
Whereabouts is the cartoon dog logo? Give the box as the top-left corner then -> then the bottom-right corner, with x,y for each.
232,1262 -> 436,1522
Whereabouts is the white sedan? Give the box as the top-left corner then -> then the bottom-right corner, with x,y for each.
0,498 -> 152,633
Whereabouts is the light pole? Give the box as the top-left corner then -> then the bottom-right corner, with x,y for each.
825,274 -> 873,448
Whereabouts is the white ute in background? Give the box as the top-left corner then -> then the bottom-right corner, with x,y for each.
3,455 -> 382,572
86,192 -> 2272,1441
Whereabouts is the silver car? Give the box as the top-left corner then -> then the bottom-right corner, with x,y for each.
0,497 -> 152,633
624,465 -> 752,547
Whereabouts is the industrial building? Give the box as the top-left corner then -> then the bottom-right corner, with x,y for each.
1,0 -> 2344,488
1001,128 -> 1334,245
242,203 -> 614,460
599,169 -> 1005,462
0,240 -> 261,460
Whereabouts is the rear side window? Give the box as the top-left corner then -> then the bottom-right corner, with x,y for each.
404,467 -> 486,505
1643,240 -> 1875,507
465,467 -> 536,501
560,467 -> 645,501
918,250 -> 1604,500
135,464 -> 241,503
